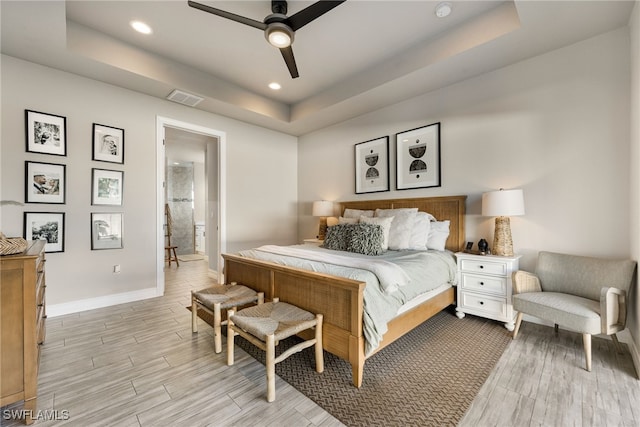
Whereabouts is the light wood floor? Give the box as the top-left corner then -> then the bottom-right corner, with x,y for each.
2,259 -> 638,426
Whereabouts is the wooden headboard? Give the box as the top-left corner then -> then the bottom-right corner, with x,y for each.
338,195 -> 467,252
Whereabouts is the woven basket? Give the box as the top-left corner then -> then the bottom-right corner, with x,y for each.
0,232 -> 28,255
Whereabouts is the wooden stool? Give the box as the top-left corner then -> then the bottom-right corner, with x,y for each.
227,298 -> 323,402
165,245 -> 179,266
191,284 -> 264,353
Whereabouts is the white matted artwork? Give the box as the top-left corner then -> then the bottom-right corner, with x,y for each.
91,212 -> 123,250
25,109 -> 67,156
25,161 -> 66,204
354,136 -> 389,194
396,122 -> 441,190
93,123 -> 124,164
91,168 -> 124,206
23,211 -> 65,253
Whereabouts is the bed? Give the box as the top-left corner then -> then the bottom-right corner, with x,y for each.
221,195 -> 466,387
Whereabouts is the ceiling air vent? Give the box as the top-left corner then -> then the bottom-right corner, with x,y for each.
166,89 -> 204,107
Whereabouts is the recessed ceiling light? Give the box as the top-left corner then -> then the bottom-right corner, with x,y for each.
130,20 -> 153,35
268,82 -> 282,90
435,2 -> 452,18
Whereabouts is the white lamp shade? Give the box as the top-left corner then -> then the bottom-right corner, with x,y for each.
482,189 -> 525,217
312,200 -> 334,217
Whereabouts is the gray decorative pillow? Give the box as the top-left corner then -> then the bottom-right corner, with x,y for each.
349,223 -> 384,256
322,223 -> 384,255
322,224 -> 351,251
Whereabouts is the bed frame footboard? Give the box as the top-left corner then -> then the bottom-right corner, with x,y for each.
222,253 -> 367,386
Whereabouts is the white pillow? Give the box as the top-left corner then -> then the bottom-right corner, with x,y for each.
375,208 -> 418,250
343,208 -> 374,219
407,212 -> 433,250
338,216 -> 358,224
360,216 -> 394,251
426,220 -> 450,251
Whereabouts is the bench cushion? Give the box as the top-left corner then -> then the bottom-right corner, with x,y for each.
193,284 -> 258,311
231,301 -> 316,341
513,291 -> 601,334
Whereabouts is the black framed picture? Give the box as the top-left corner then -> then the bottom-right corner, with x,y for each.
25,109 -> 67,156
91,168 -> 124,206
91,212 -> 123,250
92,123 -> 124,164
23,211 -> 65,253
354,136 -> 389,194
25,161 -> 66,204
396,122 -> 441,190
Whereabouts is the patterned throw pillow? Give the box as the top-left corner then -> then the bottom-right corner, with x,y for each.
322,224 -> 351,251
349,223 -> 384,256
322,223 -> 385,255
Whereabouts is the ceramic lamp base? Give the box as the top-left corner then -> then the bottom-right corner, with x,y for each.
493,216 -> 514,256
317,217 -> 328,240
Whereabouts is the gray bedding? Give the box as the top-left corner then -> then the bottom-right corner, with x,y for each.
237,245 -> 458,355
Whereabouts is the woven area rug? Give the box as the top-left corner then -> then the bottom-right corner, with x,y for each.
190,305 -> 511,426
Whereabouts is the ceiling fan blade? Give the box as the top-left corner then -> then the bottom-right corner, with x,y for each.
188,1 -> 267,30
279,46 -> 299,79
287,0 -> 346,31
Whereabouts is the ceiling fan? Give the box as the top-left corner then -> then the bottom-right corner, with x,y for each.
187,0 -> 346,79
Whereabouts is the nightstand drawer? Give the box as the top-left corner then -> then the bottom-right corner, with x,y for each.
460,273 -> 507,295
459,292 -> 506,317
459,259 -> 508,276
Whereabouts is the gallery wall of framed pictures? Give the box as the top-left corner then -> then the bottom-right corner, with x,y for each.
353,122 -> 441,194
22,109 -> 126,252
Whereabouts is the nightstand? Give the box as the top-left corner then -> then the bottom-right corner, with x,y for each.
455,252 -> 521,331
303,238 -> 323,246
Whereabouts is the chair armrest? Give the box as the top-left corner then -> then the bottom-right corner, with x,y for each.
512,271 -> 542,294
600,287 -> 627,335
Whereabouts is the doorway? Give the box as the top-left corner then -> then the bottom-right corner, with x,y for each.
156,117 -> 226,295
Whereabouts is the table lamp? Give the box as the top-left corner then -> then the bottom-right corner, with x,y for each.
312,200 -> 334,240
481,188 -> 525,256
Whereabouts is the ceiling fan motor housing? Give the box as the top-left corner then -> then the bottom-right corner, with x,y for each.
271,0 -> 288,15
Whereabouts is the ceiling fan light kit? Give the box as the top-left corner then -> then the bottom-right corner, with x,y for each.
265,22 -> 294,48
188,0 -> 346,79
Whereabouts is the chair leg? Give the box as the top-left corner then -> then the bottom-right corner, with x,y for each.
583,333 -> 592,372
315,314 -> 324,373
173,248 -> 180,267
611,334 -> 623,354
227,309 -> 236,366
191,294 -> 198,333
266,334 -> 276,402
513,312 -> 523,339
213,302 -> 222,354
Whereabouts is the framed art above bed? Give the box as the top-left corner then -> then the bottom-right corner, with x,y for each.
396,122 -> 441,190
354,136 -> 389,194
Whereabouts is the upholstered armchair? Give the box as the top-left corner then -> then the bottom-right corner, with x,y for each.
512,251 -> 636,372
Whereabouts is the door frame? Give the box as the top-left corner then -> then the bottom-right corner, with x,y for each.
156,116 -> 227,295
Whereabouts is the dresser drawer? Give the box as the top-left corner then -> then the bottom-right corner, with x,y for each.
458,292 -> 506,318
459,258 -> 509,276
460,273 -> 507,296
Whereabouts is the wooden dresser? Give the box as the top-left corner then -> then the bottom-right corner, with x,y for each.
0,240 -> 46,425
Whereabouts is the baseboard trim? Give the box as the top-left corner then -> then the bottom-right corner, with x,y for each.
47,287 -> 160,317
623,331 -> 640,378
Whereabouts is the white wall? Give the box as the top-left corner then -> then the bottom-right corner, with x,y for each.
299,28 -> 631,275
628,2 -> 640,370
0,55 -> 298,309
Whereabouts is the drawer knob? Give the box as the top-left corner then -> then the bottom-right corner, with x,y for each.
479,265 -> 484,269
479,281 -> 484,285
479,301 -> 484,305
